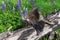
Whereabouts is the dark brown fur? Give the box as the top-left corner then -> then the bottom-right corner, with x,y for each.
25,8 -> 39,25
24,8 -> 53,35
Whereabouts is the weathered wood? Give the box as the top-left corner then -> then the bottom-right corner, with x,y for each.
0,23 -> 59,40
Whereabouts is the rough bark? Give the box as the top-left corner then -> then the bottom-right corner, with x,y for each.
0,24 -> 60,40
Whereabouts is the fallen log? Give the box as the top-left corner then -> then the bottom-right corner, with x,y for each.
0,23 -> 59,40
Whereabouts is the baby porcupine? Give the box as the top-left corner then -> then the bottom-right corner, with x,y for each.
25,8 -> 53,35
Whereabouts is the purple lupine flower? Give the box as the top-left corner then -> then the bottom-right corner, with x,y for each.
17,0 -> 21,7
23,8 -> 28,16
2,1 -> 6,11
20,7 -> 28,20
30,0 -> 35,7
15,0 -> 21,11
31,0 -> 34,4
15,5 -> 19,11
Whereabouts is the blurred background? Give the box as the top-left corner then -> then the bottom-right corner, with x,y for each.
0,0 -> 60,36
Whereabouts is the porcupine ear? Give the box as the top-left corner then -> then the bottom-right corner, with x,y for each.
32,8 -> 38,14
25,8 -> 39,18
31,8 -> 39,19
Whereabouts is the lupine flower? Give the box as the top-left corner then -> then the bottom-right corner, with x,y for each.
15,0 -> 21,11
31,0 -> 34,4
17,0 -> 21,7
2,0 -> 6,11
15,5 -> 19,11
30,0 -> 35,7
23,8 -> 28,16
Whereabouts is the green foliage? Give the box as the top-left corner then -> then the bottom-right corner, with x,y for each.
0,11 -> 24,33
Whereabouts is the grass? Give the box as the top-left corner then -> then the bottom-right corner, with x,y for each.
0,0 -> 60,40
